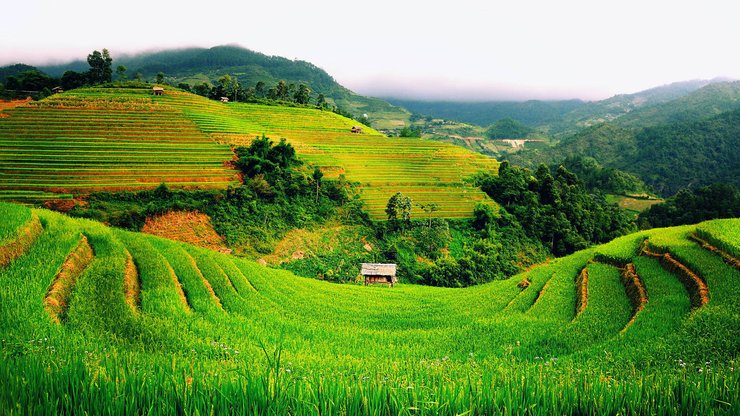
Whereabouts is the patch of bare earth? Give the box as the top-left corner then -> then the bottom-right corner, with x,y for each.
142,211 -> 231,254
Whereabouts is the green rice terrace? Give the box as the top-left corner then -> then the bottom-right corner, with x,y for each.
0,201 -> 737,414
0,87 -> 498,219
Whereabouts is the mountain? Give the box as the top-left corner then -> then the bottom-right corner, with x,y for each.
387,79 -> 733,136
36,45 -> 410,130
386,98 -> 586,127
613,80 -> 740,128
556,79 -> 727,133
0,63 -> 38,83
508,108 -> 740,196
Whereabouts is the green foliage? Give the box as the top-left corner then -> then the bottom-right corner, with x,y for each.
86,49 -> 113,85
485,117 -> 533,139
398,125 -> 421,137
385,192 -> 412,224
638,183 -> 740,228
561,155 -> 648,195
510,100 -> 740,198
477,161 -> 636,255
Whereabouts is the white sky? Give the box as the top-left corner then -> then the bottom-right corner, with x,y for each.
1,0 -> 739,100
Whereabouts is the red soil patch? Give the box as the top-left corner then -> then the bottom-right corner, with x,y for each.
142,211 -> 231,254
44,234 -> 94,323
0,98 -> 32,112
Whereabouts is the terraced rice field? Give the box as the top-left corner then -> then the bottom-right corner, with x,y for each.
144,90 -> 499,219
0,202 -> 737,414
0,88 -> 239,202
0,88 -> 498,218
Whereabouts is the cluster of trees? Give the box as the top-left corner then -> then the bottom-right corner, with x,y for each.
509,106 -> 740,198
561,155 -> 648,195
638,183 -> 740,229
1,49 -> 118,99
379,191 -> 547,287
485,117 -> 533,139
176,77 -> 370,126
180,78 -> 325,108
59,49 -> 116,90
476,161 -> 635,256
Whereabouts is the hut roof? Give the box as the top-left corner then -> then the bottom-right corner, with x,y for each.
152,87 -> 165,91
361,263 -> 397,276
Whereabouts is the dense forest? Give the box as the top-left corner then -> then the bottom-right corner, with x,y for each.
508,108 -> 740,196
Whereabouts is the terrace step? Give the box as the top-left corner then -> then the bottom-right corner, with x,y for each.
0,213 -> 43,268
43,234 -> 94,324
640,240 -> 709,309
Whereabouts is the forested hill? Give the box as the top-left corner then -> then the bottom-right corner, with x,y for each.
508,107 -> 740,196
33,45 -> 410,129
387,79 -> 732,134
385,99 -> 586,127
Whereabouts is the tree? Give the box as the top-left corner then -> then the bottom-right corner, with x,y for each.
155,72 -> 165,84
294,84 -> 311,105
399,126 -> 421,138
61,71 -> 87,90
116,65 -> 127,80
312,166 -> 323,203
386,192 -> 412,226
418,203 -> 439,228
255,81 -> 266,98
275,80 -> 288,100
218,74 -> 240,101
87,49 -> 113,84
316,93 -> 327,109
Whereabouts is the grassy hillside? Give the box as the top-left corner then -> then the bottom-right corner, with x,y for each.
37,45 -> 411,130
0,86 -> 498,219
0,202 -> 737,414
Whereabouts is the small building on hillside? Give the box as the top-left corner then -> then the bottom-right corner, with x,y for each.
351,126 -> 363,134
152,87 -> 165,96
361,263 -> 397,287
220,96 -> 229,103
51,86 -> 63,94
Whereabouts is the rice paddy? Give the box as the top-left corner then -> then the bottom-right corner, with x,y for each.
0,87 -> 498,218
0,202 -> 737,414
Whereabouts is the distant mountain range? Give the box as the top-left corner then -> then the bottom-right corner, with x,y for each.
389,78 -> 736,135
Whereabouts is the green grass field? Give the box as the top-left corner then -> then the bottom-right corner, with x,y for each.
0,87 -> 498,219
0,202 -> 737,414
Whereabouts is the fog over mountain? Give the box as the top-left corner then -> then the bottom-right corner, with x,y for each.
2,0 -> 739,101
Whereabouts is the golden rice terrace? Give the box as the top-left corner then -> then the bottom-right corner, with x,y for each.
0,87 -> 498,219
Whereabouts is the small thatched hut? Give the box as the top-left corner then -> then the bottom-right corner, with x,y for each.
351,126 -> 363,134
361,263 -> 397,287
152,87 -> 165,96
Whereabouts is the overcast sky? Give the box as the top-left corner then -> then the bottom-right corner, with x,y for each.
2,0 -> 739,100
